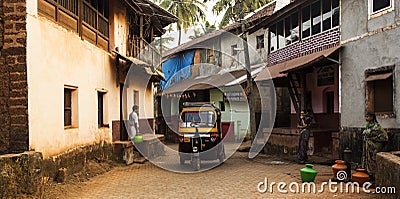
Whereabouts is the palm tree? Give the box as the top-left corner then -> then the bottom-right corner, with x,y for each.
189,21 -> 216,40
157,0 -> 207,45
208,0 -> 269,28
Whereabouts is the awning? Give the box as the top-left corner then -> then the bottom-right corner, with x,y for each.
279,45 -> 341,73
254,46 -> 340,81
113,50 -> 165,81
225,64 -> 265,86
163,69 -> 248,94
255,62 -> 287,81
365,72 -> 392,81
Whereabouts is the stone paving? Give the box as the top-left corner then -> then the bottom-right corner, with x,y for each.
44,146 -> 391,199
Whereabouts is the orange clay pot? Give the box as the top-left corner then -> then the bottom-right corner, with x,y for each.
352,168 -> 370,186
332,160 -> 347,179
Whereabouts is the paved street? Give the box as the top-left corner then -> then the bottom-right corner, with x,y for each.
43,146 -> 383,199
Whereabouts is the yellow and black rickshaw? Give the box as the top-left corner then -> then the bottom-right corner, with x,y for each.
178,102 -> 225,170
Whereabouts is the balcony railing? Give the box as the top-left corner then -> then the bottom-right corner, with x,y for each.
39,0 -> 109,50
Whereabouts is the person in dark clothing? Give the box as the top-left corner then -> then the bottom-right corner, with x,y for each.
362,112 -> 388,179
297,111 -> 312,163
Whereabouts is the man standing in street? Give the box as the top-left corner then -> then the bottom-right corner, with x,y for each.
129,105 -> 139,143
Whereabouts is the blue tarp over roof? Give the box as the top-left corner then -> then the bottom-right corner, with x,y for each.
161,50 -> 195,90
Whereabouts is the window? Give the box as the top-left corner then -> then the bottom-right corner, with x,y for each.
231,44 -> 238,56
268,0 -> 339,52
256,35 -> 264,49
365,71 -> 394,115
277,20 -> 285,49
98,91 -> 107,127
269,12 -> 300,52
311,1 -> 321,35
269,24 -> 277,52
370,0 -> 392,14
302,6 -> 311,39
322,0 -> 332,31
133,90 -> 139,108
219,101 -> 225,111
64,86 -> 78,127
317,65 -> 335,86
290,12 -> 299,43
64,88 -> 72,126
332,0 -> 339,27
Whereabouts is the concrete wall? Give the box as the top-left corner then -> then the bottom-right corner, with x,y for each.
340,0 -> 400,162
247,28 -> 268,63
341,0 -> 400,42
341,0 -> 400,128
376,151 -> 400,198
220,33 -> 263,70
341,29 -> 400,128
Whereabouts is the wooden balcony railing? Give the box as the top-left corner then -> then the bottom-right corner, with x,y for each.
38,0 -> 109,50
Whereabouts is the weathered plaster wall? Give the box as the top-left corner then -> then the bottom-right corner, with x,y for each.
340,0 -> 400,162
220,33 -> 262,70
247,28 -> 268,63
26,13 -> 118,157
341,29 -> 400,128
341,0 -> 400,42
109,0 -> 128,55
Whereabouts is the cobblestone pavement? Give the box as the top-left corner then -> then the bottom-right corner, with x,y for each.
47,145 -> 386,199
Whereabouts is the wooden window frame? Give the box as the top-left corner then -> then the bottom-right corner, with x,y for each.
64,86 -> 78,128
365,67 -> 395,118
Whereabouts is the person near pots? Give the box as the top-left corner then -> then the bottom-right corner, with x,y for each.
128,105 -> 140,143
297,110 -> 312,163
362,112 -> 388,179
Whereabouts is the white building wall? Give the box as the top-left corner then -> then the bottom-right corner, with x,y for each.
26,1 -> 155,157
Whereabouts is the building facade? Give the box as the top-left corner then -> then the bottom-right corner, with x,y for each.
253,0 -> 341,158
340,0 -> 400,162
0,0 -> 176,157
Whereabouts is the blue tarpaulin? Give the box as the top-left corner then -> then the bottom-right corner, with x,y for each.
161,50 -> 195,90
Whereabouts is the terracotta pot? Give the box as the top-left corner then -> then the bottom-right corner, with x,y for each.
352,168 -> 370,185
332,160 -> 347,180
300,164 -> 318,182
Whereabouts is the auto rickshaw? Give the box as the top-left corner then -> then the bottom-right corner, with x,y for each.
178,102 -> 225,170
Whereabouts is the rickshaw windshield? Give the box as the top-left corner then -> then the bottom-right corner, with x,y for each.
180,111 -> 216,128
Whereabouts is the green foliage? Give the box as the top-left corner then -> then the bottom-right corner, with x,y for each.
206,0 -> 270,28
155,0 -> 207,45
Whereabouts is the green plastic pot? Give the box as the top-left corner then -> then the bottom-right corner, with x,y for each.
300,164 -> 317,182
134,135 -> 143,143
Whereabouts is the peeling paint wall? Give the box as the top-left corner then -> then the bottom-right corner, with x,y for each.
340,0 -> 400,161
341,24 -> 400,128
25,1 -> 156,157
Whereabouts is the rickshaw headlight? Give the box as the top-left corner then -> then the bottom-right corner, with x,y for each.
192,147 -> 198,153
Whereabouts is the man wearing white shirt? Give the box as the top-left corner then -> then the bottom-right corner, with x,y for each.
128,105 -> 139,142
